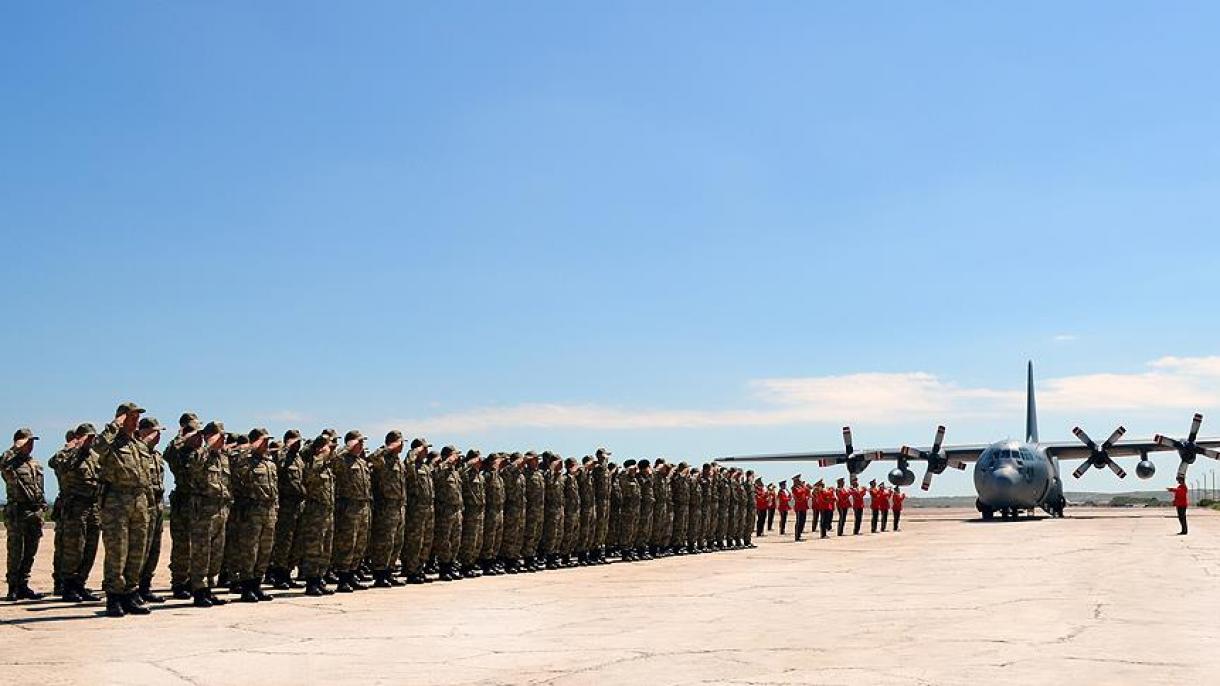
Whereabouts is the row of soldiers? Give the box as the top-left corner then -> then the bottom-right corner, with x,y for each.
2,402 -> 761,618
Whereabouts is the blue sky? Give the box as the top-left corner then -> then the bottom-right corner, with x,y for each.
4,2 -> 1220,497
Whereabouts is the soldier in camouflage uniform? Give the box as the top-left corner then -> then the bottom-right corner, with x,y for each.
51,424 -> 101,602
687,468 -> 703,553
162,412 -> 200,599
367,431 -> 407,587
716,466 -> 731,549
480,453 -> 506,575
670,462 -> 690,555
540,454 -> 566,570
592,449 -> 612,564
607,461 -> 622,556
651,460 -> 669,557
186,421 -> 231,608
635,459 -> 654,559
137,418 -> 168,604
432,446 -> 464,581
458,450 -> 486,578
499,452 -> 526,573
48,429 -> 76,597
267,429 -> 306,590
744,470 -> 757,547
522,451 -> 546,572
95,403 -> 154,617
577,456 -> 595,565
229,428 -> 279,602
300,435 -> 337,596
400,438 -> 434,583
616,460 -> 640,561
561,457 -> 581,567
2,428 -> 47,601
218,433 -> 247,589
331,430 -> 372,592
701,464 -> 716,551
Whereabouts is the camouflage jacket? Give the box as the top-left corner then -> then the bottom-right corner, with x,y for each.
483,468 -> 505,519
368,447 -> 406,503
333,447 -> 372,502
52,445 -> 100,501
1,449 -> 45,507
277,444 -> 308,502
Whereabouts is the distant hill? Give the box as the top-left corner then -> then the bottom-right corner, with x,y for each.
907,490 -> 1176,508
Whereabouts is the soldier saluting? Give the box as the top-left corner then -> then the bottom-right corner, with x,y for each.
3,428 -> 47,601
95,402 -> 154,617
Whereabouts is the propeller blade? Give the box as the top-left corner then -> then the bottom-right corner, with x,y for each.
1154,435 -> 1182,449
1106,460 -> 1127,478
1072,460 -> 1092,479
1189,413 -> 1203,443
842,426 -> 854,456
931,425 -> 946,455
1072,427 -> 1097,450
949,459 -> 967,470
921,470 -> 935,491
1177,460 -> 1190,479
1200,447 -> 1220,460
900,446 -> 923,459
1102,426 -> 1127,450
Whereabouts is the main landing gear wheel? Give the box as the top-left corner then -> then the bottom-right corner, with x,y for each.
977,499 -> 994,521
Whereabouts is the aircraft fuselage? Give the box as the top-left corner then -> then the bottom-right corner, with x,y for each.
972,439 -> 1061,512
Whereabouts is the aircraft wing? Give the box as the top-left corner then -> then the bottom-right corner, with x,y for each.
719,444 -> 991,466
1041,437 -> 1220,460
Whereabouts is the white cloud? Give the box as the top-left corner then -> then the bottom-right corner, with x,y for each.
374,356 -> 1220,435
1052,334 -> 1078,342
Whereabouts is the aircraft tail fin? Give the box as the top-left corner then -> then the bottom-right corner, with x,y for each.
1026,360 -> 1039,443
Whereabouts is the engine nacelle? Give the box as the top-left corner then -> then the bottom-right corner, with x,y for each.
1135,460 -> 1156,479
889,468 -> 915,487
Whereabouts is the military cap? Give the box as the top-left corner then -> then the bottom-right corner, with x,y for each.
608,461 -> 618,469
182,417 -> 202,431
655,458 -> 666,465
248,427 -> 272,441
284,429 -> 302,441
267,439 -> 282,453
441,445 -> 459,458
344,430 -> 366,443
510,451 -> 523,460
595,447 -> 611,456
385,430 -> 404,444
464,449 -> 481,462
836,477 -> 845,484
202,421 -> 225,437
321,428 -> 338,438
637,458 -> 650,469
178,412 -> 198,427
524,450 -> 538,458
564,457 -> 577,468
12,427 -> 38,443
309,435 -> 330,451
115,401 -> 146,417
677,461 -> 689,471
410,437 -> 431,450
623,459 -> 637,468
138,417 -> 166,432
581,455 -> 593,464
75,422 -> 97,438
868,479 -> 877,486
426,450 -> 439,461
64,429 -> 76,442
235,435 -> 250,446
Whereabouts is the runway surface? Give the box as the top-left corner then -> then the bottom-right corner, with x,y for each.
2,507 -> 1217,685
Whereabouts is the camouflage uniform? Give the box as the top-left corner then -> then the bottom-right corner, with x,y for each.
499,460 -> 525,564
47,443 -> 71,592
636,470 -> 654,550
400,451 -> 434,578
671,472 -> 689,551
2,446 -> 46,593
716,472 -> 731,545
480,465 -> 505,567
298,449 -> 335,580
162,433 -> 194,590
701,472 -> 715,548
561,469 -> 581,558
367,446 -> 407,575
187,442 -> 231,591
541,467 -> 565,558
617,469 -> 640,555
607,467 -> 622,550
651,470 -> 668,550
51,442 -> 100,591
592,461 -> 611,556
231,448 -> 279,585
577,467 -> 595,559
431,461 -> 463,569
139,440 -> 166,591
458,463 -> 485,569
332,446 -> 373,573
687,473 -> 702,550
269,441 -> 307,580
523,463 -> 546,561
96,422 -> 152,597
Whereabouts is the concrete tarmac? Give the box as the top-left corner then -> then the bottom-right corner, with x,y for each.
1,507 -> 1217,685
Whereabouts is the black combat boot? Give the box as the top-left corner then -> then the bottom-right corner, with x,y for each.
335,573 -> 355,593
237,580 -> 259,603
138,580 -> 165,604
206,588 -> 228,606
121,592 -> 151,615
79,584 -> 101,601
372,571 -> 392,588
62,579 -> 85,602
304,578 -> 323,597
53,577 -> 63,596
252,581 -> 274,601
105,592 -> 127,617
545,554 -> 560,570
324,571 -> 340,585
349,571 -> 369,591
171,583 -> 192,600
267,568 -> 289,591
17,584 -> 45,600
192,589 -> 213,608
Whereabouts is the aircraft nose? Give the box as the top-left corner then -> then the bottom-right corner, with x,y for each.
991,466 -> 1021,489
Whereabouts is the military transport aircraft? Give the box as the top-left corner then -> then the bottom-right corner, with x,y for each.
720,363 -> 1220,519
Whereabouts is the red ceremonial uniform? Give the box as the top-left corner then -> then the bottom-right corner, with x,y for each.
1171,484 -> 1188,508
851,487 -> 865,509
792,485 -> 810,511
868,487 -> 881,511
778,489 -> 791,512
892,492 -> 906,512
835,488 -> 851,509
878,489 -> 891,512
755,488 -> 770,511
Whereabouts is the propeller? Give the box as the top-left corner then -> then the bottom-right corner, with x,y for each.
820,426 -> 877,475
901,425 -> 967,491
1154,413 -> 1220,479
1070,426 -> 1127,478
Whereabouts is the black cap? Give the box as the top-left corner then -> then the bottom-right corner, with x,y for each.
595,447 -> 611,456
441,445 -> 459,458
321,428 -> 338,438
13,427 -> 38,443
623,459 -> 637,468
464,449 -> 481,463
139,417 -> 166,432
385,430 -> 404,444
248,427 -> 272,441
344,430 -> 366,443
410,437 -> 431,450
202,421 -> 225,437
178,412 -> 198,427
638,459 -> 650,469
74,423 -> 97,438
283,429 -> 302,441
